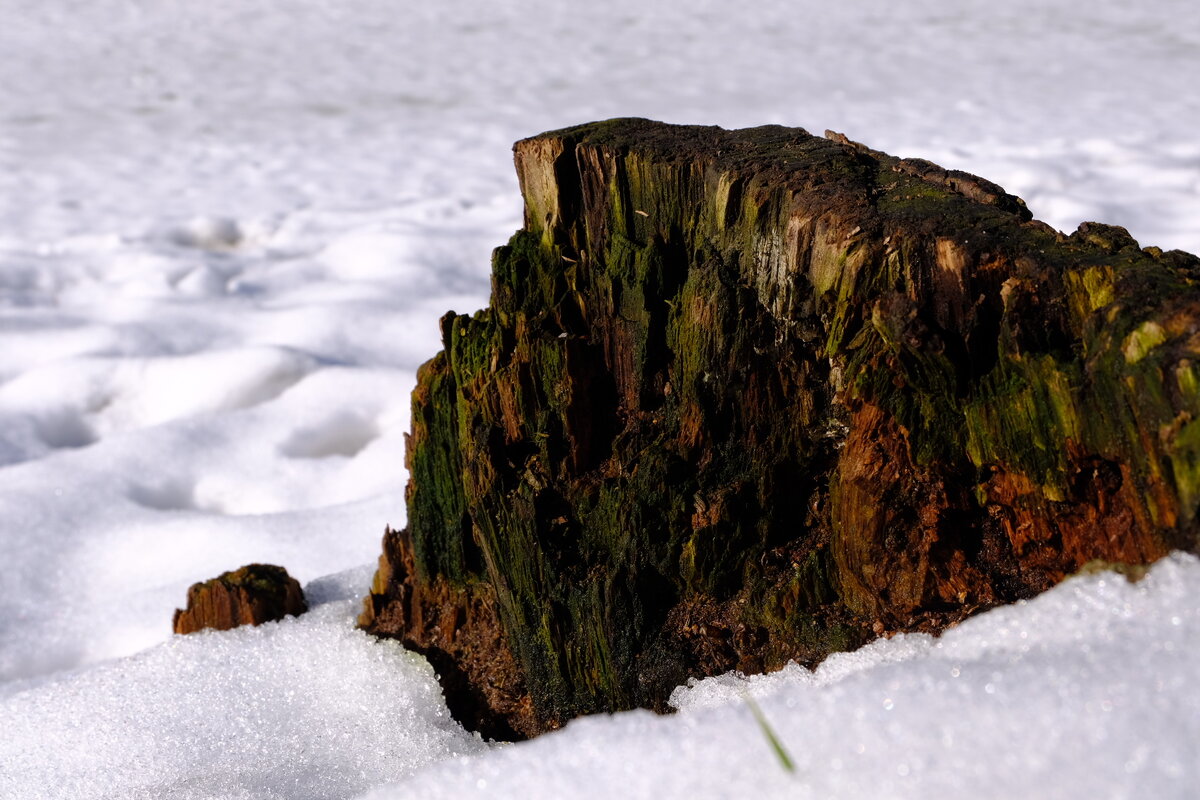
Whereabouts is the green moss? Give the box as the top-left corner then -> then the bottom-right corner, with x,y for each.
1065,265 -> 1117,318
407,352 -> 478,584
215,564 -> 293,593
962,355 -> 1081,490
1123,320 -> 1169,364
1176,361 -> 1200,406
1165,409 -> 1200,523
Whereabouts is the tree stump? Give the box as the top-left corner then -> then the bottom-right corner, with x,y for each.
360,119 -> 1200,738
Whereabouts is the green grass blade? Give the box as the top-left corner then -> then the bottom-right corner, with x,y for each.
744,694 -> 796,773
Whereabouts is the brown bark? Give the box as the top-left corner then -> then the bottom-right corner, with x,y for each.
173,564 -> 307,635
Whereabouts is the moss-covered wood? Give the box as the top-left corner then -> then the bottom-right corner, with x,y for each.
360,119 -> 1200,738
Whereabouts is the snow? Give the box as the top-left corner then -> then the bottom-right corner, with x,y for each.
6,557 -> 1198,799
371,556 -> 1200,800
0,568 -> 487,799
1,0 -> 1198,797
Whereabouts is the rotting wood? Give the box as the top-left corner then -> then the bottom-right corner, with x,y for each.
360,118 -> 1200,738
174,563 -> 306,634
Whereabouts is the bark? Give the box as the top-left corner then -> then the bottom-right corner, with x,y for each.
359,119 -> 1200,738
173,564 -> 307,634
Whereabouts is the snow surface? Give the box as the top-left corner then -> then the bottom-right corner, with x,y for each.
1,0 -> 1198,797
0,568 -> 487,799
372,556 -> 1200,800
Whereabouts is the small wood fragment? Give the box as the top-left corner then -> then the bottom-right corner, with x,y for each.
173,564 -> 306,635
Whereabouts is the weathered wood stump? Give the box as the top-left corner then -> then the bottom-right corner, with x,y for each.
174,564 -> 307,634
360,119 -> 1200,739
